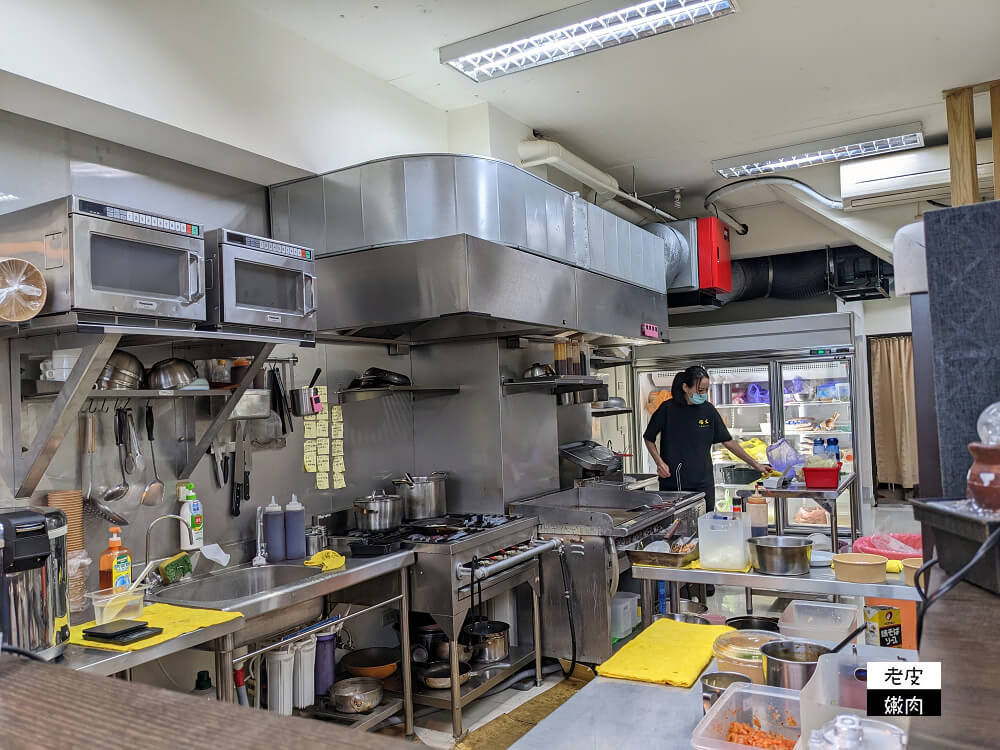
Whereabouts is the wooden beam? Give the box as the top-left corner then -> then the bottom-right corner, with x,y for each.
992,83 -> 1000,197
945,86 -> 979,206
943,77 -> 1000,97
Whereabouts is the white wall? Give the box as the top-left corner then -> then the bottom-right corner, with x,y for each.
862,296 -> 912,335
0,0 -> 447,179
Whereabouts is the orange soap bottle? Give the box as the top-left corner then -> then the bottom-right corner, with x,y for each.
98,526 -> 132,592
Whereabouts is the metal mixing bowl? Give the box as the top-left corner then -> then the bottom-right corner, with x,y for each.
146,358 -> 198,390
748,536 -> 812,576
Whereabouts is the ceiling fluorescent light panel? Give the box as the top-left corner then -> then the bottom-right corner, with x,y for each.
712,123 -> 925,179
441,0 -> 736,82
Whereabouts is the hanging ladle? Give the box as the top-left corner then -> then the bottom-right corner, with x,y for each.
140,406 -> 165,506
102,408 -> 129,503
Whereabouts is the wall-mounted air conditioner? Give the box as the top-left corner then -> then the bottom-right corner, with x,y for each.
841,138 -> 994,211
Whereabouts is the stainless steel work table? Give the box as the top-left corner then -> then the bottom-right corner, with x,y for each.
750,472 -> 859,544
59,615 -> 245,676
511,675 -> 702,750
632,562 -> 921,621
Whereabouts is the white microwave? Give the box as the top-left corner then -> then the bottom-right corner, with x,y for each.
203,229 -> 316,333
0,196 -> 206,323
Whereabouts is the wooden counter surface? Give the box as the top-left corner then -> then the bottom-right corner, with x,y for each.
909,573 -> 1000,749
0,656 -> 406,749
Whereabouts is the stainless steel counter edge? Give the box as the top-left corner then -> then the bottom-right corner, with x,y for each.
154,551 -> 416,618
60,616 -> 245,676
631,563 -> 922,601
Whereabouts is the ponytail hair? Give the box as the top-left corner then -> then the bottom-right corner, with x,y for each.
671,365 -> 710,402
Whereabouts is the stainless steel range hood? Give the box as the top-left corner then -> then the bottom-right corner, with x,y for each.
315,234 -> 668,344
270,154 -> 674,344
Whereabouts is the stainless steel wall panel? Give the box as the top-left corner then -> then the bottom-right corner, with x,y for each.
285,177 -> 326,252
521,170 -> 549,256
269,184 -> 291,241
360,158 -> 407,247
454,156 -> 501,242
586,203 -> 605,274
322,169 -> 364,252
544,190 -> 571,264
497,164 -> 529,251
466,237 -> 577,329
572,197 -> 590,270
404,156 -> 457,241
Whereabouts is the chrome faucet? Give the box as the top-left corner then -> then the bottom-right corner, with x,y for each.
129,514 -> 194,590
253,505 -> 267,566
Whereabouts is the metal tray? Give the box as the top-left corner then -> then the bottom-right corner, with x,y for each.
624,533 -> 699,567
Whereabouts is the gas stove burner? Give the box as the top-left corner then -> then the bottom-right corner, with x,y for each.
411,513 -> 518,531
406,529 -> 472,544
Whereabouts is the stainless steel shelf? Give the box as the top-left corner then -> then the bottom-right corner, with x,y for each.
303,698 -> 403,731
591,407 -> 633,417
408,644 -> 536,710
337,385 -> 460,404
589,355 -> 631,370
714,403 -> 770,409
783,400 -> 851,407
502,375 -> 604,395
26,388 -> 233,402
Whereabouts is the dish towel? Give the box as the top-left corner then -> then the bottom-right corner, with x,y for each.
684,559 -> 754,573
304,549 -> 346,572
596,618 -> 734,687
69,603 -> 242,652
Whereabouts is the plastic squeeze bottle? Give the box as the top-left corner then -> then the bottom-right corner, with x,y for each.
747,484 -> 769,538
99,526 -> 132,592
263,497 -> 286,562
178,484 -> 204,550
284,494 -> 307,560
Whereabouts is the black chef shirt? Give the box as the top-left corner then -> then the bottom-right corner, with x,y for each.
643,398 -> 732,490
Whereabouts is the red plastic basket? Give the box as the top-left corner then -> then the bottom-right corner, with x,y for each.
803,462 -> 842,489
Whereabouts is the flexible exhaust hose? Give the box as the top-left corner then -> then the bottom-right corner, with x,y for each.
559,547 -> 578,679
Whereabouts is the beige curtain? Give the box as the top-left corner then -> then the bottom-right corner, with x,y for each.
870,335 -> 919,488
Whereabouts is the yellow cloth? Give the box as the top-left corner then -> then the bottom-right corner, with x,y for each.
304,549 -> 346,572
596,618 -> 734,687
70,603 -> 242,652
684,559 -> 753,573
831,559 -> 903,573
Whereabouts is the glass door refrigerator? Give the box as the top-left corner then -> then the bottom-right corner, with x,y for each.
634,352 -> 862,542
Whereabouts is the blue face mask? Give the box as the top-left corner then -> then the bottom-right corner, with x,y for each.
689,392 -> 708,405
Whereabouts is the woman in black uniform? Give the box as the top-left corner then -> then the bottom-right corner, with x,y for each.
642,365 -> 767,512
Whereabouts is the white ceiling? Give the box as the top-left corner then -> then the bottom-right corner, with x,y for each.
229,0 -> 999,205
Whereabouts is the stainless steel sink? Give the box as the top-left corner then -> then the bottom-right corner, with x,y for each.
149,563 -> 325,618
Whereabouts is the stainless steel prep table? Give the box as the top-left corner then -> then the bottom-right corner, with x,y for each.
510,675 -> 703,750
750,472 -> 859,544
59,615 -> 245,678
632,561 -> 921,622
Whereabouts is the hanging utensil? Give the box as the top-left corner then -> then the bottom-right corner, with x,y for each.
231,422 -> 246,516
103,409 -> 129,503
242,423 -> 252,504
82,412 -> 128,524
125,408 -> 145,474
140,406 -> 165,506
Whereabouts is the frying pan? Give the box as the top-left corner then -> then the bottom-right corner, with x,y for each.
340,647 -> 399,680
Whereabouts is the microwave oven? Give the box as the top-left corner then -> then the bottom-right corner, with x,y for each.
0,195 -> 206,323
203,229 -> 316,333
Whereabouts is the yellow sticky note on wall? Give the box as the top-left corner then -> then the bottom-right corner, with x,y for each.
332,455 -> 346,473
303,413 -> 318,423
303,452 -> 318,473
332,472 -> 347,490
330,422 -> 344,440
316,420 -> 329,438
316,385 -> 328,397
316,438 -> 330,455
303,421 -> 317,439
331,439 -> 344,456
316,472 -> 330,490
329,405 -> 343,423
317,454 -> 330,473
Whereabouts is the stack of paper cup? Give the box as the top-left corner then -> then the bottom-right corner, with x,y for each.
46,490 -> 84,551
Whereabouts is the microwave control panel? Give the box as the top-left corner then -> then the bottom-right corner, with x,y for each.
75,199 -> 201,237
223,230 -> 312,261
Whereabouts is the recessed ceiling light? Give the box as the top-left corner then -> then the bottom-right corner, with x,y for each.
441,0 -> 737,82
0,193 -> 20,202
712,123 -> 925,179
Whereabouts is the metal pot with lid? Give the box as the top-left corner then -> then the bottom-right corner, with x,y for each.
353,489 -> 403,532
392,472 -> 448,520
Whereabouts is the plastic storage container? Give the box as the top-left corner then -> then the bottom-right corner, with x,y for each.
779,600 -> 859,644
804,462 -> 842,489
85,585 -> 149,625
610,591 -> 640,639
698,511 -> 751,571
712,629 -> 782,684
800,645 -> 917,740
808,715 -> 907,750
691,682 -> 801,750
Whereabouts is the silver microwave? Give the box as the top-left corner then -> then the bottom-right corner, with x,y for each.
203,229 -> 317,333
0,195 -> 206,323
